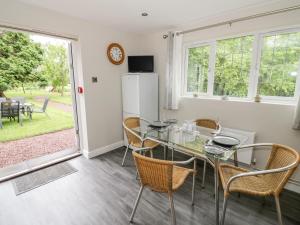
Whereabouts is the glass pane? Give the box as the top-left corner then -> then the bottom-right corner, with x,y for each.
258,32 -> 300,97
214,36 -> 254,97
186,45 -> 210,93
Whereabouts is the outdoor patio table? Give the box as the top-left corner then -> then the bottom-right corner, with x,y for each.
132,124 -> 237,225
19,102 -> 33,117
0,101 -> 33,119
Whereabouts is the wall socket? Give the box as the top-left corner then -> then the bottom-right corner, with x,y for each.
92,76 -> 98,83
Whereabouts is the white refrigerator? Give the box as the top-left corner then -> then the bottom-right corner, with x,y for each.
122,73 -> 159,122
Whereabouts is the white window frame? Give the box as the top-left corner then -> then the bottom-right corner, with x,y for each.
183,41 -> 214,97
254,28 -> 300,102
183,26 -> 300,104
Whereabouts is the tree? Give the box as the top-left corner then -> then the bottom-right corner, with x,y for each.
0,31 -> 43,97
214,36 -> 253,97
258,32 -> 300,97
40,44 -> 69,96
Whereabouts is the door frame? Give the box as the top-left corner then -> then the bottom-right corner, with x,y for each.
0,24 -> 84,182
68,42 -> 81,151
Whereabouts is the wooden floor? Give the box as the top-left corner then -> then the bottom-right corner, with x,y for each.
0,147 -> 299,225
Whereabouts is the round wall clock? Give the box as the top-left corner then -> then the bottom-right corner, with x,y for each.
107,43 -> 125,65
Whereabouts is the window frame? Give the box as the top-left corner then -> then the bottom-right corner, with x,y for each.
183,26 -> 300,103
183,41 -> 214,97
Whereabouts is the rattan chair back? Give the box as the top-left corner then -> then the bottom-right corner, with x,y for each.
133,151 -> 173,193
195,118 -> 219,130
264,144 -> 300,195
123,117 -> 142,147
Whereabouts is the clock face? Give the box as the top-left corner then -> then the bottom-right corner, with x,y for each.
107,43 -> 125,65
110,47 -> 122,62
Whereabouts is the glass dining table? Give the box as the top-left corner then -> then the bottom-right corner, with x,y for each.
132,123 -> 237,225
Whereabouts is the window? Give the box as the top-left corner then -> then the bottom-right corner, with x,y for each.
258,32 -> 300,97
214,36 -> 254,97
184,28 -> 300,102
186,45 -> 210,94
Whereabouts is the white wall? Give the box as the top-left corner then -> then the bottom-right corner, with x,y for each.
140,7 -> 300,192
0,0 -> 143,155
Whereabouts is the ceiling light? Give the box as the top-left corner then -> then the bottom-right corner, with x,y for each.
141,12 -> 149,17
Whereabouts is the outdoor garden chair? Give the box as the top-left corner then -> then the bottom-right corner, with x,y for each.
219,143 -> 300,225
29,97 -> 49,119
11,97 -> 25,105
130,149 -> 197,225
0,101 -> 23,128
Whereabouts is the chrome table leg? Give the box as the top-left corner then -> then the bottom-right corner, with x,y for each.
202,159 -> 207,189
220,196 -> 228,225
214,158 -> 220,225
192,158 -> 197,205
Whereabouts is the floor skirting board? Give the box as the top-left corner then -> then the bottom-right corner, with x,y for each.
83,141 -> 124,159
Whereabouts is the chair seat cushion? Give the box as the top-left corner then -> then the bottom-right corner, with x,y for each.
131,139 -> 160,149
143,139 -> 160,148
219,164 -> 273,196
172,166 -> 193,191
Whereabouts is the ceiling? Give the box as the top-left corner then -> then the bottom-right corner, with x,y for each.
17,0 -> 291,33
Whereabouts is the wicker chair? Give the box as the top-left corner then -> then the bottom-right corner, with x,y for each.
194,118 -> 222,188
219,143 -> 300,225
130,150 -> 197,225
195,118 -> 221,132
122,117 -> 160,166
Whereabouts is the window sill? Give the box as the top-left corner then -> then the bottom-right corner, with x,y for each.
181,95 -> 297,106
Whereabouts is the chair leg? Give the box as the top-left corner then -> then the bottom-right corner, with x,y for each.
150,149 -> 154,158
220,195 -> 229,225
121,145 -> 129,166
274,195 -> 284,225
201,159 -> 207,189
168,193 -> 177,225
163,145 -> 167,160
192,158 -> 197,205
129,186 -> 144,222
261,196 -> 267,206
19,113 -> 23,126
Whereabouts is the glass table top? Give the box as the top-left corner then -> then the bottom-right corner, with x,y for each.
133,124 -> 236,161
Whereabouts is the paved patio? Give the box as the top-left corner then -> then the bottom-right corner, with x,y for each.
0,128 -> 76,168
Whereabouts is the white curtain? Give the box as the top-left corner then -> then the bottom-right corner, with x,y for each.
165,31 -> 183,110
293,95 -> 300,130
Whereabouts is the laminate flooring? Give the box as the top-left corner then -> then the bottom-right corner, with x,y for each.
0,147 -> 299,225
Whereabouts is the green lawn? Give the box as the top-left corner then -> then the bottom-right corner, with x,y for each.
5,89 -> 73,105
0,102 -> 74,142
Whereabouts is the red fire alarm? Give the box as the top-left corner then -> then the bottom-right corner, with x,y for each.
78,86 -> 84,94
